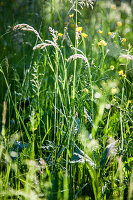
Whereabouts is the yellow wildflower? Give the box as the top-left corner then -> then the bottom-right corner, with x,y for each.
111,88 -> 117,94
117,21 -> 122,27
98,30 -> 103,34
128,100 -> 131,104
97,42 -> 101,46
69,13 -> 74,18
81,33 -> 88,38
76,27 -> 82,32
84,88 -> 89,94
122,38 -> 126,42
108,32 -> 112,36
118,70 -> 123,76
97,40 -> 107,46
122,74 -> 126,78
111,4 -> 116,10
100,40 -> 107,46
110,65 -> 115,70
58,33 -> 63,37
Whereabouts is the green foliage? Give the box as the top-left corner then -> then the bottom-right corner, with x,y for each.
0,0 -> 133,199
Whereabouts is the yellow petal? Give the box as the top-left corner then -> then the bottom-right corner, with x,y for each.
122,38 -> 126,42
69,13 -> 74,18
108,32 -> 112,36
58,33 -> 63,37
98,30 -> 103,34
76,27 -> 82,32
118,70 -> 123,75
81,33 -> 88,38
117,21 -> 122,27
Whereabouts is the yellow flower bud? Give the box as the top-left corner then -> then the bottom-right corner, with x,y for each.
84,88 -> 89,94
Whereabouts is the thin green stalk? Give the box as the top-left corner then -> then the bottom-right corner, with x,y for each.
86,59 -> 94,120
54,48 -> 59,139
73,0 -> 78,100
120,109 -> 123,151
82,34 -> 94,120
120,56 -> 128,151
0,68 -> 31,143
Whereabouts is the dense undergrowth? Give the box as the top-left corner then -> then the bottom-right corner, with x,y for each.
0,0 -> 133,199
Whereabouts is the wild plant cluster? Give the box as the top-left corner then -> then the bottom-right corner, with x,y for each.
0,0 -> 133,199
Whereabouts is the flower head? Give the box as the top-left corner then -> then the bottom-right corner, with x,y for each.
122,74 -> 126,78
111,4 -> 117,10
98,30 -> 103,34
76,27 -> 82,32
108,32 -> 112,36
117,21 -> 122,27
118,70 -> 123,76
81,33 -> 88,38
58,33 -> 63,37
122,38 -> 126,42
69,13 -> 74,18
97,40 -> 107,46
128,100 -> 131,104
111,88 -> 117,94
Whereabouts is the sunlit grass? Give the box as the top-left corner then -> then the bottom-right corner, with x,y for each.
0,0 -> 133,199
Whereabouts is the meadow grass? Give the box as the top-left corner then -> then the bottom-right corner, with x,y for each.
0,0 -> 133,199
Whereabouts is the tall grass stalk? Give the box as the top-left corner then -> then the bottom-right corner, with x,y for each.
0,67 -> 31,142
0,1 -> 133,199
73,0 -> 78,100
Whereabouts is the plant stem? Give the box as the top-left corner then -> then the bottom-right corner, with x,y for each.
73,0 -> 78,100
